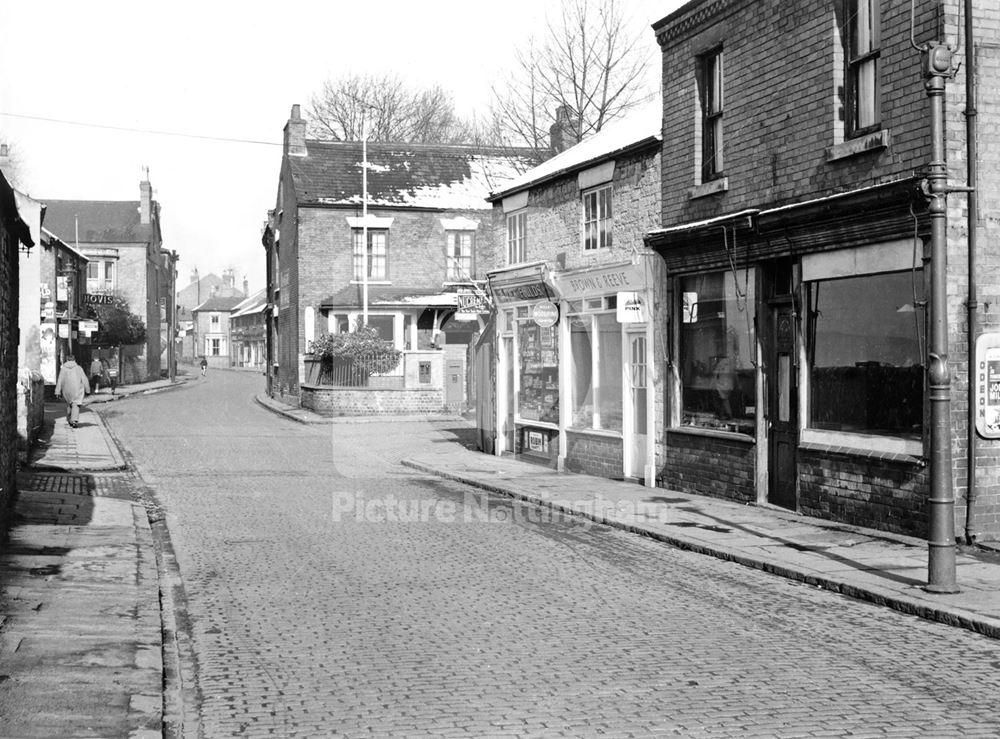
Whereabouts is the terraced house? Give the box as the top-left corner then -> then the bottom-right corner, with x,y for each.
647,0 -> 1000,545
264,105 -> 530,411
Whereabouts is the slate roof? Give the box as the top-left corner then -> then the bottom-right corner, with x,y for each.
193,295 -> 245,313
289,142 -> 534,210
42,200 -> 154,243
231,288 -> 268,318
320,285 -> 457,309
488,100 -> 662,201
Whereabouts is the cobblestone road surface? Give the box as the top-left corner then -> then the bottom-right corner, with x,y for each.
100,371 -> 1000,738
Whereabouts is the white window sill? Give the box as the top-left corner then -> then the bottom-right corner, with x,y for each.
825,129 -> 890,162
349,280 -> 391,285
799,428 -> 922,459
689,177 -> 729,200
515,418 -> 559,431
566,426 -> 623,439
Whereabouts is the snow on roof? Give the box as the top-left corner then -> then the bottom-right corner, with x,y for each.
489,100 -> 662,200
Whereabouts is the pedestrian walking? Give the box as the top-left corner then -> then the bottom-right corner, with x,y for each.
54,355 -> 90,428
200,357 -> 208,377
89,356 -> 103,393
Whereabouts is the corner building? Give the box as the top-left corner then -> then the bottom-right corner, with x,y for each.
483,103 -> 666,484
648,0 -> 1000,541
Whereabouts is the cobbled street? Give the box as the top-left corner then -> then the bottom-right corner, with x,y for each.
98,371 -> 1000,738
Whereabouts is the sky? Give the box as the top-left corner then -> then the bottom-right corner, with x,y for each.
0,0 -> 684,295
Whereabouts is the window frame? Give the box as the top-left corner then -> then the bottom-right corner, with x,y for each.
86,259 -> 116,293
445,230 -> 475,281
699,47 -> 725,182
352,228 -> 389,281
845,0 -> 881,136
582,184 -> 613,251
506,210 -> 527,265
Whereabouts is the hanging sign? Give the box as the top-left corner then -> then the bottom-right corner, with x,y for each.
617,292 -> 647,323
532,301 -> 559,327
975,333 -> 1000,438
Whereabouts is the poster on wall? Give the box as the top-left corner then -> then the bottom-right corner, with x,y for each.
40,322 -> 57,383
975,333 -> 1000,439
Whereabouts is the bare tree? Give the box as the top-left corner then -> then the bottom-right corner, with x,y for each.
306,72 -> 473,143
490,0 -> 655,165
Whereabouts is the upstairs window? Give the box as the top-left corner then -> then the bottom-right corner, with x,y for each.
86,260 -> 115,293
700,48 -> 724,181
506,210 -> 527,264
210,313 -> 220,326
446,231 -> 474,280
353,229 -> 388,280
583,185 -> 613,251
846,0 -> 880,134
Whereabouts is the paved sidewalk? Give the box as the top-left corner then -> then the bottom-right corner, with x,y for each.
0,379 -> 183,736
400,448 -> 1000,640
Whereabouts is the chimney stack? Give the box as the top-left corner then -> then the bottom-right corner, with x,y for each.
191,268 -> 199,285
243,276 -> 249,297
140,171 -> 152,224
223,268 -> 235,290
549,106 -> 577,155
283,104 -> 307,157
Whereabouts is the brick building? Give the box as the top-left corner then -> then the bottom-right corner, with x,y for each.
647,0 -> 1000,541
1,167 -> 32,530
481,102 -> 665,482
192,295 -> 245,369
264,104 -> 530,404
43,176 -> 170,383
229,288 -> 267,370
177,268 -> 247,362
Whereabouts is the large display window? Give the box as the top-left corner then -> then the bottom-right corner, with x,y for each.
568,300 -> 623,432
517,320 -> 559,424
679,269 -> 756,434
807,269 -> 923,440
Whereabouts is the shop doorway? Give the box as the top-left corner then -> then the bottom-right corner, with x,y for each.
767,301 -> 798,510
626,330 -> 648,479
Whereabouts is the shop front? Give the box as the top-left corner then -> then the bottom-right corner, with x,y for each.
488,257 -> 658,485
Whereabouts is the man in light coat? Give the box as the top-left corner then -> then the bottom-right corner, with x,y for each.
54,356 -> 91,428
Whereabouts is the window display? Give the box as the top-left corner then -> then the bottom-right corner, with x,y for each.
518,321 -> 558,423
679,269 -> 756,433
807,269 -> 923,439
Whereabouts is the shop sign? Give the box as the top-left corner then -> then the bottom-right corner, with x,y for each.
492,281 -> 549,303
553,263 -> 643,301
456,290 -> 490,314
975,333 -> 1000,438
78,320 -> 99,336
616,292 -> 646,323
84,293 -> 115,305
57,276 -> 68,301
532,301 -> 559,327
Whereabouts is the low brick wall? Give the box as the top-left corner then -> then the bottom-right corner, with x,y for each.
565,431 -> 624,480
799,447 -> 928,538
662,430 -> 756,503
299,384 -> 446,416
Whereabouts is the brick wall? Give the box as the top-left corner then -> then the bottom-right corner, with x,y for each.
565,432 -> 625,480
656,0 -> 938,225
0,221 -> 18,530
662,432 -> 755,504
799,448 -> 928,537
300,385 -> 446,416
485,145 -> 661,273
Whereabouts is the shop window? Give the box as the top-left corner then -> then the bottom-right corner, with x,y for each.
517,320 -> 558,424
570,311 -> 623,432
679,269 -> 756,433
807,269 -> 923,439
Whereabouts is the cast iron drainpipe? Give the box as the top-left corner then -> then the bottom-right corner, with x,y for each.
964,0 -> 980,546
